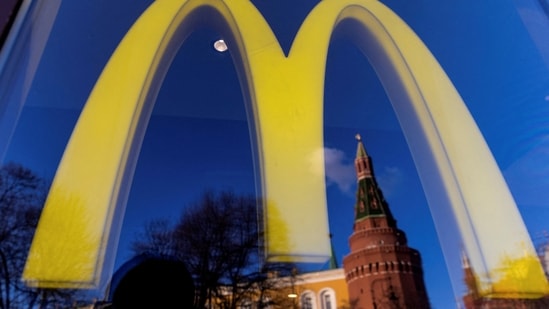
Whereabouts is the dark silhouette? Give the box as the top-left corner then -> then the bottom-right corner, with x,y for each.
110,255 -> 194,308
0,0 -> 23,49
0,162 -> 78,308
132,190 -> 296,309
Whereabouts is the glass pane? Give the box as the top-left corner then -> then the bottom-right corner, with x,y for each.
1,0 -> 548,308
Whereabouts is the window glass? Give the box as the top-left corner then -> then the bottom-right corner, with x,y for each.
1,0 -> 548,308
301,292 -> 315,309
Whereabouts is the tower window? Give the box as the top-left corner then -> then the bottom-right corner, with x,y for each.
371,198 -> 378,209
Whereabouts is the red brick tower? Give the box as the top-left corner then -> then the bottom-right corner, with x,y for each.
343,135 -> 430,309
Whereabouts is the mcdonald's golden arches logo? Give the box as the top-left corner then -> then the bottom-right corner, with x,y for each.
23,0 -> 548,298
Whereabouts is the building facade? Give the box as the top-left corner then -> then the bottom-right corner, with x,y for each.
343,135 -> 430,309
289,269 -> 351,309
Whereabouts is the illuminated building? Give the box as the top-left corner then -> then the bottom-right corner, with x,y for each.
343,135 -> 430,309
273,268 -> 351,309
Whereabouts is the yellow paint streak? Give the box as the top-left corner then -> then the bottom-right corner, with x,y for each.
464,244 -> 549,299
487,253 -> 549,298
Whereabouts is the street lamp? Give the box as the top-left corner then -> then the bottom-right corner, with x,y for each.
287,268 -> 298,309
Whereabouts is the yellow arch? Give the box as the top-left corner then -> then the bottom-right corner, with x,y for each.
23,0 -> 548,297
300,2 -> 548,297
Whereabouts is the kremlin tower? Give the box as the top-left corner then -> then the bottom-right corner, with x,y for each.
343,135 -> 430,309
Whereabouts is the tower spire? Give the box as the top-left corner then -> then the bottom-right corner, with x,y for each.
461,249 -> 479,298
328,233 -> 339,269
344,134 -> 431,309
353,135 -> 396,226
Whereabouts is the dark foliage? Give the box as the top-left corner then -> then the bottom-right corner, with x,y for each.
0,162 -> 78,309
111,257 -> 194,308
132,190 -> 296,309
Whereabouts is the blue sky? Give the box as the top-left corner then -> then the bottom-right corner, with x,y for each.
3,0 -> 549,307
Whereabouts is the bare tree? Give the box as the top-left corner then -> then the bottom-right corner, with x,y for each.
131,219 -> 176,257
0,162 -> 78,309
0,162 -> 46,309
132,190 -> 296,309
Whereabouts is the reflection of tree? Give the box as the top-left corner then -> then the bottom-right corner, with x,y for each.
253,265 -> 301,309
0,163 -> 77,308
132,190 -> 296,309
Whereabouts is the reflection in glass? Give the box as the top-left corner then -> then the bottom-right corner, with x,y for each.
0,163 -> 79,307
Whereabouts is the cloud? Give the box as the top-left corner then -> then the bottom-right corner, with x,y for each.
311,147 -> 405,196
323,147 -> 355,194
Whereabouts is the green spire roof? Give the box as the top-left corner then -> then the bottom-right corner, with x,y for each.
353,134 -> 397,226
